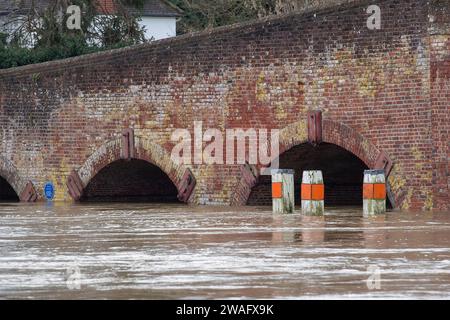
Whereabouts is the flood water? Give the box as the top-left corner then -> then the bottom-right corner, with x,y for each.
0,203 -> 449,300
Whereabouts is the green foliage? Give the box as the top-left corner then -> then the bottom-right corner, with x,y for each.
0,36 -> 99,69
0,0 -> 304,69
0,33 -> 7,46
0,0 -> 146,69
167,0 -> 279,34
167,0 -> 309,35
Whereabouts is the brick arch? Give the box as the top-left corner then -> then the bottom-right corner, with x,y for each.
67,135 -> 196,203
0,156 -> 37,202
232,118 -> 398,208
277,119 -> 380,169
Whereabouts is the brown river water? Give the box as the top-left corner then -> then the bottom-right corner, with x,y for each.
0,203 -> 449,300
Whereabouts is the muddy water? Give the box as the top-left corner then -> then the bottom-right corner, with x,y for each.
0,203 -> 449,299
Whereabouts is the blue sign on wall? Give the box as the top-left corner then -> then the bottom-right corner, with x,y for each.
44,182 -> 55,200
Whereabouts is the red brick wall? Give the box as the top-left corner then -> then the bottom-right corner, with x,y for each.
429,1 -> 450,211
0,0 -> 448,210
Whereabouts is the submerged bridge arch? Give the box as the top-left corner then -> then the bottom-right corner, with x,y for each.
0,156 -> 37,202
232,117 -> 399,208
279,118 -> 382,168
66,134 -> 196,203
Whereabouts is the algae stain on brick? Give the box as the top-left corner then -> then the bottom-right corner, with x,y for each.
424,192 -> 434,211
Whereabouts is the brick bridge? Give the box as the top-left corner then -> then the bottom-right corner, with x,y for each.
0,0 -> 448,211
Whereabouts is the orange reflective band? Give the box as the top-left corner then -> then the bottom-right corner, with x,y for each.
301,184 -> 311,200
301,184 -> 324,200
363,183 -> 374,199
363,183 -> 386,200
312,184 -> 325,200
272,182 -> 283,199
373,183 -> 386,200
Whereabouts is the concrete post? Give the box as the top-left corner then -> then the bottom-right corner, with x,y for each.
363,169 -> 387,217
301,170 -> 325,216
271,169 -> 295,214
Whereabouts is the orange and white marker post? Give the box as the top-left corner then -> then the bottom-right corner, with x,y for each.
363,170 -> 387,216
271,169 -> 295,214
301,170 -> 325,216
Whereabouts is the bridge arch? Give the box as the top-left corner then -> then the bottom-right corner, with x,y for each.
67,135 -> 196,203
0,156 -> 37,202
278,119 -> 381,168
233,118 -> 398,208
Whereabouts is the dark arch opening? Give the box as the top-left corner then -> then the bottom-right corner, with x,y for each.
247,143 -> 392,208
80,159 -> 181,203
0,176 -> 19,202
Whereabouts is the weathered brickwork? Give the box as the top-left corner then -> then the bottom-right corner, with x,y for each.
429,0 -> 450,211
0,0 -> 448,210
